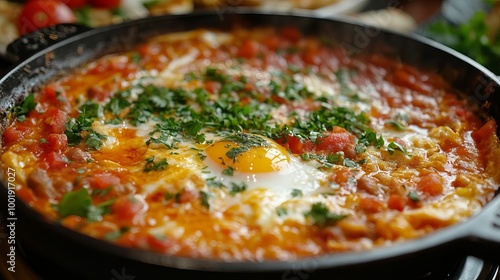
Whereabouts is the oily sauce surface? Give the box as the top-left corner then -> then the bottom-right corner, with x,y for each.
2,27 -> 500,260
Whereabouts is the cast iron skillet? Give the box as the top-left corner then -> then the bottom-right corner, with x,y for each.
1,10 -> 500,280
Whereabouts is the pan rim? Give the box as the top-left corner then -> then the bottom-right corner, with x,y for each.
1,9 -> 499,274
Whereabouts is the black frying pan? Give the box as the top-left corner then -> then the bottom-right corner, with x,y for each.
1,10 -> 500,280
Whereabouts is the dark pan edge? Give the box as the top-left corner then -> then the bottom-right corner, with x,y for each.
0,10 -> 499,279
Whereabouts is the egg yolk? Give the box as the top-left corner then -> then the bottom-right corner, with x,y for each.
205,137 -> 291,173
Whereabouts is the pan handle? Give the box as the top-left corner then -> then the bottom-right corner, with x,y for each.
464,196 -> 500,261
5,23 -> 92,64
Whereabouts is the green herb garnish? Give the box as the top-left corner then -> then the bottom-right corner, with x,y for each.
144,156 -> 169,172
304,202 -> 347,226
53,188 -> 113,222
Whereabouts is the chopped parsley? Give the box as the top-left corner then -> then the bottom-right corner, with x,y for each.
53,188 -> 114,222
91,186 -> 112,198
12,93 -> 37,121
223,133 -> 269,161
408,191 -> 420,202
276,207 -> 288,216
304,202 -> 347,226
301,152 -> 357,168
206,177 -> 224,188
104,227 -> 130,241
165,191 -> 182,203
387,141 -> 408,155
199,191 -> 211,209
144,156 -> 169,172
229,182 -> 248,195
291,189 -> 303,197
85,130 -> 107,150
65,102 -> 107,149
222,166 -> 235,176
356,130 -> 384,153
385,120 -> 406,131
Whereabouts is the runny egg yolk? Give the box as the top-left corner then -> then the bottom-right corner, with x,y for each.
205,136 -> 291,173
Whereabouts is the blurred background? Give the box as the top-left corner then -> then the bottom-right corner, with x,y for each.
0,0 -> 497,72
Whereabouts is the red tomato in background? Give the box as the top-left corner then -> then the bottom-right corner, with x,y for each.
17,0 -> 76,35
88,0 -> 121,9
59,0 -> 87,9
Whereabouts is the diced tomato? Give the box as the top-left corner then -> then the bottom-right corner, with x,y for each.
243,82 -> 255,92
44,84 -> 58,99
270,94 -> 287,104
302,49 -> 321,65
146,234 -> 175,252
45,133 -> 68,152
417,173 -> 444,196
60,215 -> 83,229
89,173 -> 121,189
87,59 -> 137,77
237,40 -> 260,59
387,194 -> 407,211
45,151 -> 68,169
137,43 -> 161,57
276,135 -> 310,154
3,124 -> 32,145
204,81 -> 221,94
111,194 -> 148,223
286,136 -> 304,154
16,187 -> 37,205
43,108 -> 67,134
86,85 -> 112,101
177,189 -> 199,203
115,232 -> 141,248
472,119 -> 497,144
331,168 -> 354,185
393,69 -> 432,94
43,84 -> 66,101
116,232 -> 174,252
281,27 -> 301,42
262,35 -> 281,51
359,197 -> 384,213
315,127 -> 356,158
239,96 -> 252,106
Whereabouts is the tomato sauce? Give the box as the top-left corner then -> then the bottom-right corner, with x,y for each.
1,27 -> 500,260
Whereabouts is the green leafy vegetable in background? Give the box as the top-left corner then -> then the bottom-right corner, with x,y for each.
426,3 -> 500,74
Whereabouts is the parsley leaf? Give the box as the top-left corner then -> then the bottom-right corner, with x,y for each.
304,202 -> 347,226
144,156 -> 169,172
222,166 -> 234,176
276,207 -> 288,216
53,188 -> 112,222
385,120 -> 406,131
356,129 -> 384,153
65,102 -> 107,149
408,191 -> 420,202
291,189 -> 303,197
85,130 -> 107,150
13,94 -> 37,120
223,133 -> 269,161
229,182 -> 247,195
104,227 -> 130,241
387,141 -> 408,155
199,191 -> 211,209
